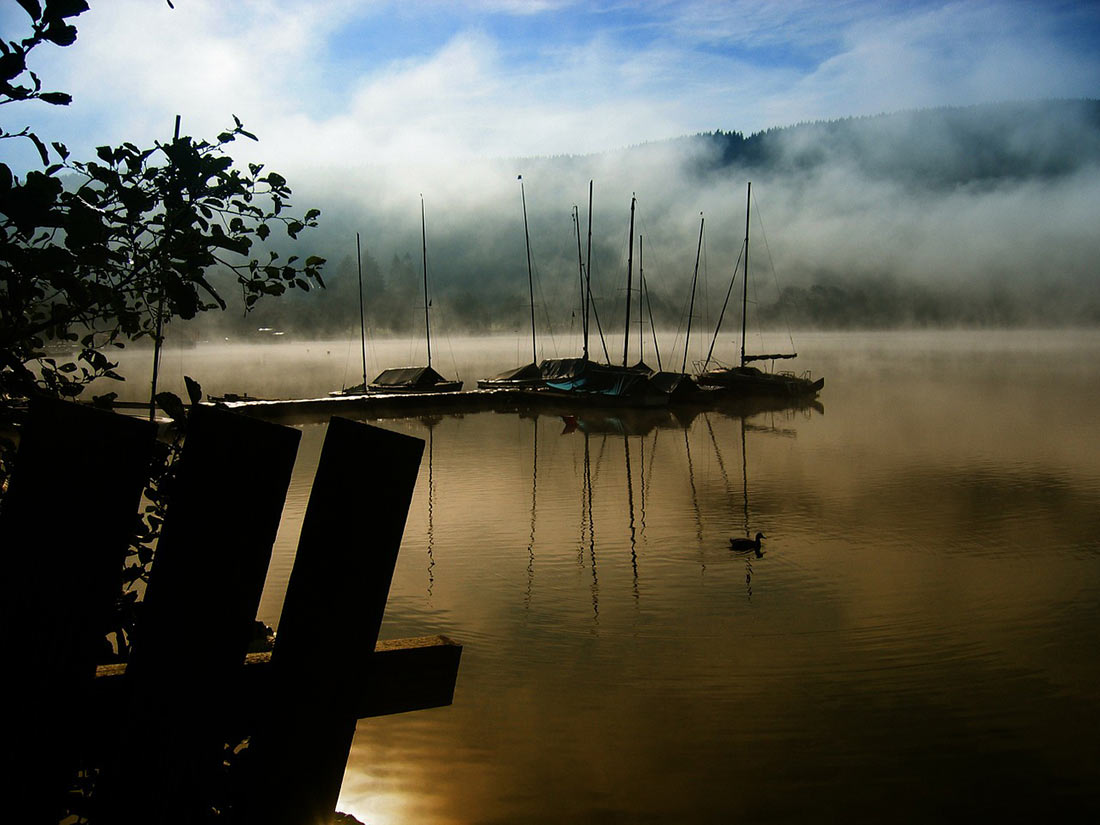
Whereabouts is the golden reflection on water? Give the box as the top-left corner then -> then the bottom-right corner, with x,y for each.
233,330 -> 1100,823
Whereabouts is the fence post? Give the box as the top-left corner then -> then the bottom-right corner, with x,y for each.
243,417 -> 424,825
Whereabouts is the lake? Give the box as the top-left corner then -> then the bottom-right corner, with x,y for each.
139,330 -> 1100,822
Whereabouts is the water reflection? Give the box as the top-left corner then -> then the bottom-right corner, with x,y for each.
581,429 -> 599,622
210,333 -> 1100,823
623,435 -> 639,606
524,417 -> 537,610
421,416 -> 439,601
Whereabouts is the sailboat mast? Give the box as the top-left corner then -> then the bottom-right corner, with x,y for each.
683,214 -> 704,374
421,195 -> 432,368
520,176 -> 536,365
623,194 -> 636,367
356,232 -> 367,389
573,207 -> 587,357
638,235 -> 645,365
740,182 -> 750,369
585,180 -> 593,362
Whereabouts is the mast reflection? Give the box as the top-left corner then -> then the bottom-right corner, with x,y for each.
525,415 -> 537,609
420,415 -> 439,601
624,434 -> 639,605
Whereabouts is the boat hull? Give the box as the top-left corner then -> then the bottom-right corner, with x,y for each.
697,366 -> 823,398
367,381 -> 463,394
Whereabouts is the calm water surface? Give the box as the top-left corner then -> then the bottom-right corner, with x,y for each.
181,331 -> 1100,822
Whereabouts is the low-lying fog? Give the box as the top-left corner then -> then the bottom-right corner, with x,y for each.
182,100 -> 1100,341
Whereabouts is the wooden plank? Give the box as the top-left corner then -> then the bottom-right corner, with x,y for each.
0,398 -> 154,822
242,417 -> 424,825
129,405 -> 300,677
89,636 -> 462,727
112,405 -> 301,824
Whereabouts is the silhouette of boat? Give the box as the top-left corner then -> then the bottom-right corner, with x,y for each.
368,365 -> 462,394
331,232 -> 375,396
697,183 -> 823,399
342,198 -> 462,395
537,190 -> 667,407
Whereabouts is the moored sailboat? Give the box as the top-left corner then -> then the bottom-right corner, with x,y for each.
478,176 -> 545,390
369,197 -> 462,393
539,189 -> 666,407
697,183 -> 823,399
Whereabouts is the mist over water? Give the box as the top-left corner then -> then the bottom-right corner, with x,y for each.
206,100 -> 1100,339
183,329 -> 1100,824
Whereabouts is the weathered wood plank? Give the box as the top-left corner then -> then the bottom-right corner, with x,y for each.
90,635 -> 462,722
242,416 -> 425,825
112,405 -> 301,824
130,405 -> 301,678
0,398 -> 154,824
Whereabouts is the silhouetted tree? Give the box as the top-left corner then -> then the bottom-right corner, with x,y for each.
1,0 -> 325,474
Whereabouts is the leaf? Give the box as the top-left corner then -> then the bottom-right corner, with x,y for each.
29,132 -> 49,166
47,0 -> 90,18
43,22 -> 78,46
51,141 -> 69,159
16,0 -> 42,22
155,391 -> 187,423
38,91 -> 72,105
0,52 -> 25,82
184,375 -> 202,405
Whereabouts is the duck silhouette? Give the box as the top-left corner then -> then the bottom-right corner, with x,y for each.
730,532 -> 765,557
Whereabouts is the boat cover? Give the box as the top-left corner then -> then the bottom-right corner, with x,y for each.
539,358 -> 588,382
486,362 -> 542,382
371,365 -> 451,388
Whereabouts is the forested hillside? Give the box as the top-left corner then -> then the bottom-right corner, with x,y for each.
187,99 -> 1100,341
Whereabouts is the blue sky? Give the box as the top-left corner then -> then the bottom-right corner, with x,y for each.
4,0 -> 1099,182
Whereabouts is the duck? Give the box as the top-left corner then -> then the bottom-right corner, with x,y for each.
730,532 -> 765,555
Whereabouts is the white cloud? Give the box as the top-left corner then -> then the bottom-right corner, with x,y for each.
8,0 -> 1097,198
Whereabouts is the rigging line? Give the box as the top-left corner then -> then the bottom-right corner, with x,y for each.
633,219 -> 670,367
531,254 -> 559,359
682,424 -> 705,573
751,188 -> 797,354
702,412 -> 735,511
701,221 -> 711,366
643,261 -> 661,371
586,226 -> 612,362
340,334 -> 354,391
682,214 -> 704,374
670,251 -> 695,372
749,244 -> 764,358
702,239 -> 746,371
590,431 -> 611,489
438,305 -> 462,380
588,276 -> 611,363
